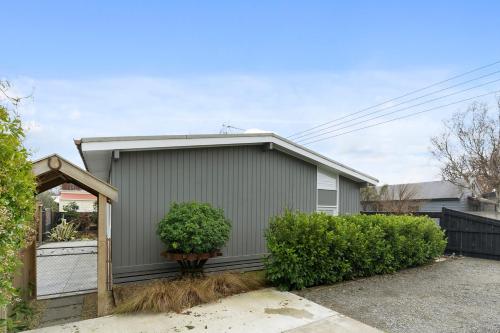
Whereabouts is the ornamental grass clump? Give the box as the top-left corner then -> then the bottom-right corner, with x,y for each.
265,211 -> 447,290
49,219 -> 79,242
114,272 -> 265,314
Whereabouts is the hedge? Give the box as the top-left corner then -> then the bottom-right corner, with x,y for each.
0,106 -> 36,307
265,211 -> 447,290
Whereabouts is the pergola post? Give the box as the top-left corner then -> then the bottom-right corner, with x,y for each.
97,193 -> 110,316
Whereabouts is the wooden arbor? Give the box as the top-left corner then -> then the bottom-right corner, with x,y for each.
31,154 -> 118,316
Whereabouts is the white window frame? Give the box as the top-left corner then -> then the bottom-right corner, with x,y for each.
316,167 -> 339,216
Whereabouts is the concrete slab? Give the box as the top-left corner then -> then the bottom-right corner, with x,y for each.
38,240 -> 97,249
25,288 -> 372,333
284,314 -> 383,333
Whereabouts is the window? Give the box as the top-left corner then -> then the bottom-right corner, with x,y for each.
318,189 -> 337,206
317,168 -> 338,215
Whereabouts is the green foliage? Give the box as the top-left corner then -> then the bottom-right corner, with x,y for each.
36,190 -> 58,211
49,219 -> 79,242
0,106 -> 36,307
62,201 -> 79,222
265,212 -> 447,290
1,294 -> 41,332
157,202 -> 231,254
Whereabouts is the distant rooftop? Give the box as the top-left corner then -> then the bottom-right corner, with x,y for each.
375,180 -> 466,200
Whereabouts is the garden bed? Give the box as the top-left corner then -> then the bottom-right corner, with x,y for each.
112,271 -> 266,313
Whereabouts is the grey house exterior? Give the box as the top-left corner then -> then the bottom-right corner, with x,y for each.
76,133 -> 377,283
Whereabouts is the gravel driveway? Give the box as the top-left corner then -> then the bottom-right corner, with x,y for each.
294,257 -> 500,333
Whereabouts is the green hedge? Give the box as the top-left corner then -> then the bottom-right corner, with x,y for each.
265,212 -> 447,290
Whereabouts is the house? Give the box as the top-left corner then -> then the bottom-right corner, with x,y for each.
58,183 -> 97,212
361,180 -> 497,214
75,133 -> 378,283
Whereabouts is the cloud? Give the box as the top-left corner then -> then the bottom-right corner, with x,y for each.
10,70 -> 499,183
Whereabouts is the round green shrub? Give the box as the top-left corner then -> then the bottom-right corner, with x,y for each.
157,202 -> 231,254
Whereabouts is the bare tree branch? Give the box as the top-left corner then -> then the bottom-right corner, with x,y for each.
430,99 -> 500,209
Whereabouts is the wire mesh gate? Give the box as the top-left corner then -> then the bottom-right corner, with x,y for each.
36,241 -> 97,299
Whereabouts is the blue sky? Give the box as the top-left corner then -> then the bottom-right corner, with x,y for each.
2,1 -> 500,183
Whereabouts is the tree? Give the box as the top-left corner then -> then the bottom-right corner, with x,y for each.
62,201 -> 79,222
361,183 -> 422,213
0,82 -> 36,307
430,100 -> 500,209
36,190 -> 58,211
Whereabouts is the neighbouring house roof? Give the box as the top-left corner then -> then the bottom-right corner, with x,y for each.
371,180 -> 466,201
60,191 -> 97,201
75,133 -> 378,185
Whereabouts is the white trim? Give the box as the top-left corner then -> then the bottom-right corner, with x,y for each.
79,134 -> 377,185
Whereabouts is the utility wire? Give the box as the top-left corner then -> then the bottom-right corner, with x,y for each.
300,89 -> 500,145
287,60 -> 500,139
295,77 -> 500,143
293,69 -> 500,141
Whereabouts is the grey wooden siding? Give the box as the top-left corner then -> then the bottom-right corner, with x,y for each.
339,175 -> 362,215
110,145 -> 317,283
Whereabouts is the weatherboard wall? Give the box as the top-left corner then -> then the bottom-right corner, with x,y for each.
109,145 -> 319,283
339,175 -> 362,214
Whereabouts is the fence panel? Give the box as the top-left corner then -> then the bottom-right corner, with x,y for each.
36,241 -> 97,299
441,208 -> 500,260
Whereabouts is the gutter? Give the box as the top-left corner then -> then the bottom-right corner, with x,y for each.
74,139 -> 90,172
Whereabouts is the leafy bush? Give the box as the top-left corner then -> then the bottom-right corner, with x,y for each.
49,219 -> 79,242
265,212 -> 447,290
0,105 -> 36,307
62,201 -> 79,222
157,202 -> 231,254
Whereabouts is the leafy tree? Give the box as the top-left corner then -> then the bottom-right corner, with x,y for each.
36,190 -> 58,211
0,85 -> 36,307
62,201 -> 79,222
431,100 -> 500,208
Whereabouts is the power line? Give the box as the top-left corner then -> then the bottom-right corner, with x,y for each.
293,69 -> 500,142
295,77 -> 500,143
300,89 -> 500,145
287,60 -> 500,139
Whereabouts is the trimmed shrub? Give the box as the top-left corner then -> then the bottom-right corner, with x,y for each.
157,202 -> 231,254
265,212 -> 447,290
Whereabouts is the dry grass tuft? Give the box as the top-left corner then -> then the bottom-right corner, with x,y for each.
115,271 -> 266,314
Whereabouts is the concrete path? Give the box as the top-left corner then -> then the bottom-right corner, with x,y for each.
38,295 -> 86,328
37,241 -> 97,299
25,288 -> 381,333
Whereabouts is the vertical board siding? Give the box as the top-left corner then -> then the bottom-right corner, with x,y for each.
339,175 -> 362,215
111,145 -> 316,282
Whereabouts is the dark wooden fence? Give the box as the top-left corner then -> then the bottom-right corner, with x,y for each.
441,208 -> 500,260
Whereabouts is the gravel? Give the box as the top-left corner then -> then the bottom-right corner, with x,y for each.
294,257 -> 500,333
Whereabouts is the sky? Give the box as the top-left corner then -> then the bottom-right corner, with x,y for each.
2,1 -> 500,184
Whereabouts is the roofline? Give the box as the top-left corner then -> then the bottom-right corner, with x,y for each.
32,153 -> 118,201
76,133 -> 378,185
74,139 -> 90,172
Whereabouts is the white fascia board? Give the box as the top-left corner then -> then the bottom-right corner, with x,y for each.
269,138 -> 377,185
80,135 -> 378,185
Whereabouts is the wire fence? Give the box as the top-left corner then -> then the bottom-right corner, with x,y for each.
36,242 -> 97,299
